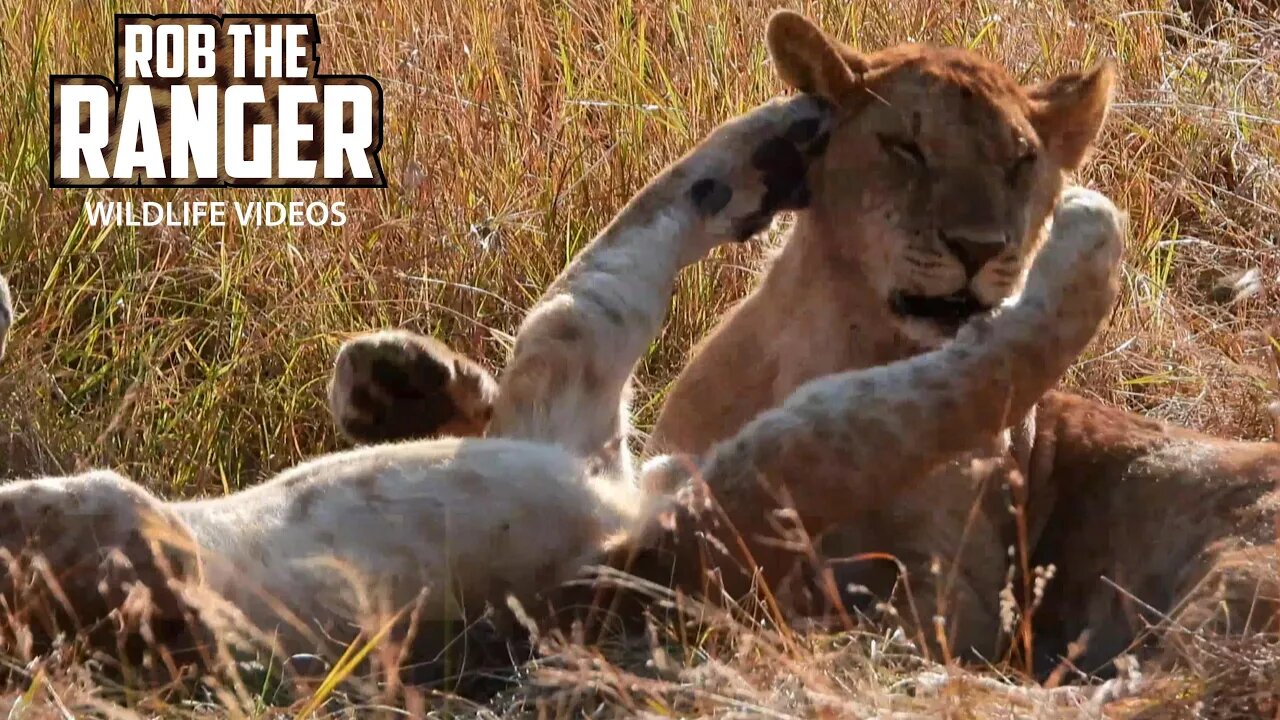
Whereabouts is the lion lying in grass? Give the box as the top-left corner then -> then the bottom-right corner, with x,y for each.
328,12 -> 1280,681
0,85 -> 1123,690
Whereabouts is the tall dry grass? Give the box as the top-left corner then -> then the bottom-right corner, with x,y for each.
0,0 -> 1278,716
2,0 -> 1278,489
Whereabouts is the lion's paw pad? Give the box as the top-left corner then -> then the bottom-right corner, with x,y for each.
688,95 -> 834,241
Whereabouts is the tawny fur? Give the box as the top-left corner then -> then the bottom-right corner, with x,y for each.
319,187 -> 1124,659
169,438 -> 642,636
327,12 -> 1131,666
650,30 -> 1116,454
658,12 -> 1280,675
0,95 -> 832,660
321,197 -> 1125,633
0,470 -> 198,658
0,92 -> 1125,685
647,11 -> 1121,663
329,329 -> 497,444
650,188 -> 1124,598
327,13 -> 1280,679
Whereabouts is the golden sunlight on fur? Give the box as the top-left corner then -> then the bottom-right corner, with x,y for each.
652,10 -> 1117,459
0,90 -> 1124,697
322,12 -> 1280,684
648,10 -> 1123,667
0,95 -> 839,673
320,186 -> 1123,694
652,12 -> 1280,679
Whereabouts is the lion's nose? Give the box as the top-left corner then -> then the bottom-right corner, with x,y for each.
939,230 -> 1010,277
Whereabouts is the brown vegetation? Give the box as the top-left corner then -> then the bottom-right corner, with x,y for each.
1,0 -> 1278,716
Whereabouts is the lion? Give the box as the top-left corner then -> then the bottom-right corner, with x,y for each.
328,12 -> 1280,680
650,10 -> 1118,452
648,10 -> 1126,668
0,90 -> 1124,693
319,183 -> 1121,668
0,470 -> 202,664
1,94 -> 836,664
650,12 -> 1280,677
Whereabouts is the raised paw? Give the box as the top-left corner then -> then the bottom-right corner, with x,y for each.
1031,186 -> 1125,296
687,94 -> 835,241
1052,186 -> 1125,256
328,330 -> 498,444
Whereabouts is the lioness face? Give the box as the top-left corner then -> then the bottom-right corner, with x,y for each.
766,11 -> 1116,341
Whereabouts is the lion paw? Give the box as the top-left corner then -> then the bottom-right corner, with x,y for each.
1032,186 -> 1125,298
328,330 -> 497,444
1052,186 -> 1125,259
686,94 -> 834,242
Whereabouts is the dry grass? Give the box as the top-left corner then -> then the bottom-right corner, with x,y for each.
1,0 -> 1279,716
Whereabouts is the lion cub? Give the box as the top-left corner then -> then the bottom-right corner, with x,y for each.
656,12 -> 1280,678
327,13 -> 1280,680
329,12 -> 1124,665
324,186 -> 1125,626
0,95 -> 838,664
645,10 -> 1122,665
0,93 -> 1130,693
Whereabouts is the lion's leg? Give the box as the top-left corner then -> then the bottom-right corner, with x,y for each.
893,504 -> 1010,663
1152,540 -> 1280,670
318,99 -> 833,456
328,329 -> 498,444
120,99 -> 831,668
823,461 -> 1014,663
486,96 -> 833,476
1037,537 -> 1280,679
684,188 -> 1124,583
0,470 -> 202,668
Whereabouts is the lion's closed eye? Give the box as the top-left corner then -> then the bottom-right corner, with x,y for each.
877,134 -> 928,169
1005,148 -> 1037,187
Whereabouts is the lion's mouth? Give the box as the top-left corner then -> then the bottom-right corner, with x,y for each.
889,291 -> 993,328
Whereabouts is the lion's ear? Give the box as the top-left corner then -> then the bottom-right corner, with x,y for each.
1026,59 -> 1117,170
766,10 -> 865,103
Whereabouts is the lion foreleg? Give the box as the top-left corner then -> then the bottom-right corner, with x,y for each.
487,96 -> 833,479
698,187 -> 1125,541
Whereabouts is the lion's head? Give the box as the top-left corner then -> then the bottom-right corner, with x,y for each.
766,11 -> 1116,341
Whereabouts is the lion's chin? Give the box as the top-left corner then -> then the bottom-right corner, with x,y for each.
889,290 -> 995,336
